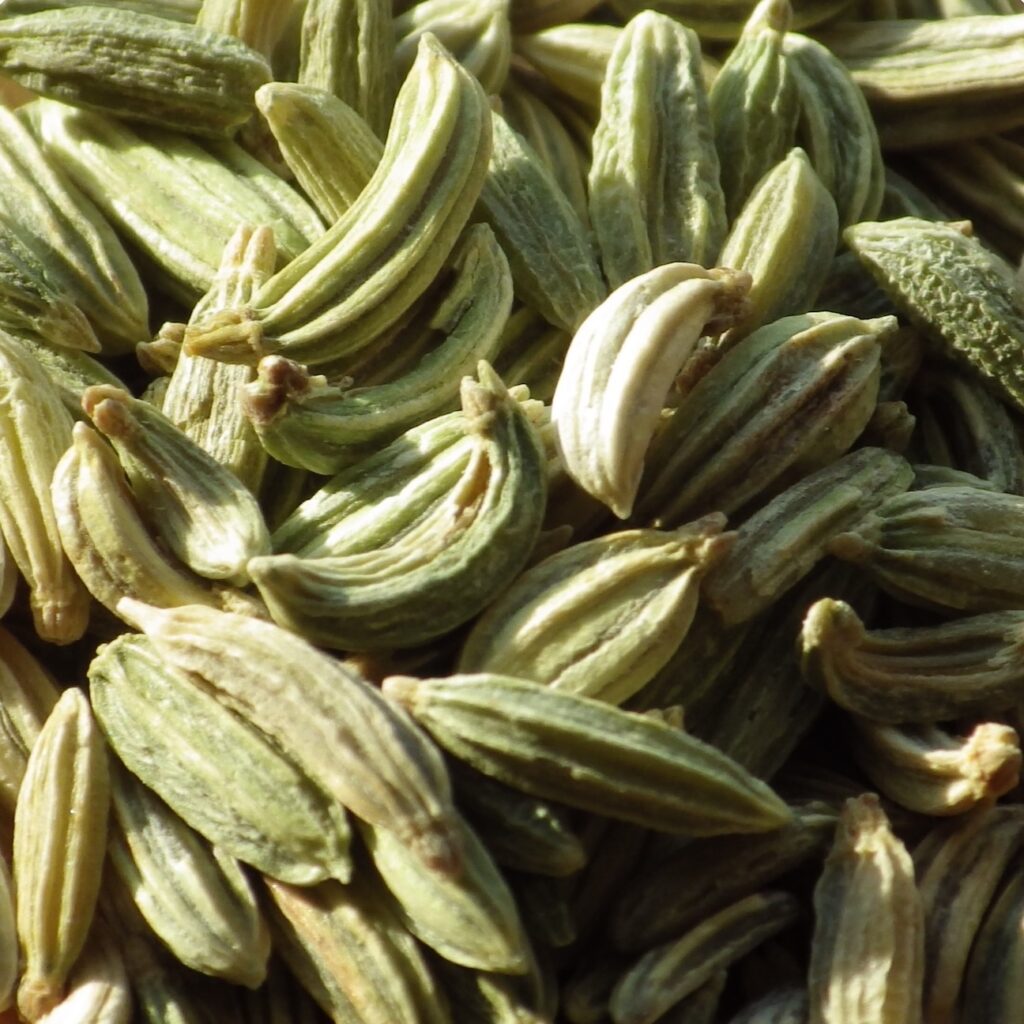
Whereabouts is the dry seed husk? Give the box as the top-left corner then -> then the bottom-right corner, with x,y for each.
808,794 -> 924,1024
298,0 -> 396,139
27,99 -> 323,300
552,263 -> 751,520
0,0 -> 200,20
826,483 -> 1024,612
588,11 -> 726,287
255,81 -> 383,222
481,108 -> 604,332
196,0 -> 294,59
702,447 -> 913,625
108,762 -> 271,989
821,15 -> 1024,115
717,147 -> 839,343
785,31 -> 884,228
801,600 -> 1024,723
394,0 -> 511,96
629,601 -> 754,719
458,517 -> 732,705
81,384 -> 271,585
119,600 -> 462,876
0,2 -> 1021,1019
0,6 -> 271,135
14,689 -> 110,1022
634,311 -> 889,529
88,633 -> 354,887
268,407 -> 477,557
499,78 -> 590,225
0,328 -> 89,644
162,223 -> 275,494
382,672 -> 793,835
514,23 -> 621,112
35,920 -> 130,1024
0,105 -> 148,352
0,224 -> 99,354
264,874 -> 451,1024
709,0 -> 800,220
50,422 -> 230,623
845,217 -> 1024,413
14,330 -> 131,417
0,625 -> 59,816
247,364 -> 549,650
361,815 -> 532,975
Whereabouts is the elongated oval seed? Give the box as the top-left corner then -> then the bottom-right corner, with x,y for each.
702,447 -> 913,625
808,794 -> 924,1024
89,633 -> 353,887
361,816 -> 532,975
845,217 -> 1024,413
383,672 -> 793,836
458,517 -> 733,705
589,11 -> 726,287
108,762 -> 271,988
119,599 -> 462,876
717,147 -> 839,343
14,689 -> 110,1022
81,384 -> 271,585
264,874 -> 452,1024
0,329 -> 89,644
551,263 -> 750,519
801,599 -> 1024,723
0,7 -> 271,135
187,34 -> 492,368
51,422 -> 226,621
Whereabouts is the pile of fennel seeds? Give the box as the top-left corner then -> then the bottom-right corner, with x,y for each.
0,0 -> 1023,1022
